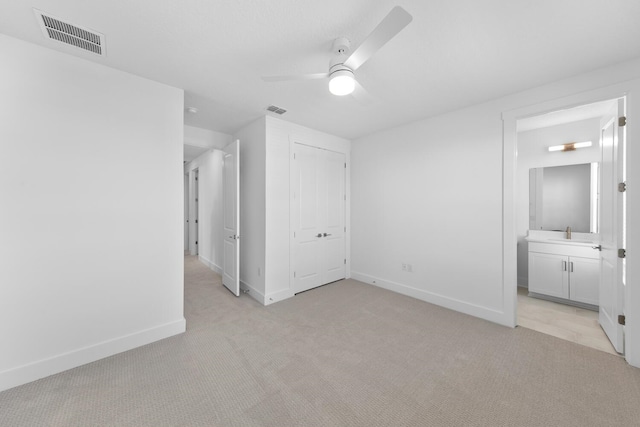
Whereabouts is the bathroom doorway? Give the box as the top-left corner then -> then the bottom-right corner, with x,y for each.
512,97 -> 626,355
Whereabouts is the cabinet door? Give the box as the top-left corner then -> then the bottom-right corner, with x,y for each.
529,252 -> 569,299
569,256 -> 600,305
322,149 -> 346,284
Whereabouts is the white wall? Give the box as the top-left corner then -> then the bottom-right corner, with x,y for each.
234,117 -> 267,300
351,106 -> 505,319
350,56 -> 640,364
516,118 -> 602,285
0,35 -> 185,391
185,125 -> 232,150
232,116 -> 350,305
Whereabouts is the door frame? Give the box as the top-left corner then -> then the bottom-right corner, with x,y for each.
502,83 -> 637,365
290,142 -> 347,294
184,172 -> 189,251
287,133 -> 351,302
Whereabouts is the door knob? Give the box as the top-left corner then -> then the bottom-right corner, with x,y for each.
323,233 -> 332,237
592,245 -> 602,251
316,233 -> 323,238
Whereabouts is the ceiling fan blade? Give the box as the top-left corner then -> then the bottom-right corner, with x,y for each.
344,6 -> 413,71
262,73 -> 328,82
351,81 -> 379,105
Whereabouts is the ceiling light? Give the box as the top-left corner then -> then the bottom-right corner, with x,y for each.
548,141 -> 592,152
329,69 -> 355,96
185,107 -> 198,114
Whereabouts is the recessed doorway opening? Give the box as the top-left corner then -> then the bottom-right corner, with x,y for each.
513,97 -> 626,355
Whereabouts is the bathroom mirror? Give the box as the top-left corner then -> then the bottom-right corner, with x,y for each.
529,163 -> 598,233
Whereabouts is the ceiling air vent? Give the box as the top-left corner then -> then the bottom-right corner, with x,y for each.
34,9 -> 106,56
266,105 -> 287,115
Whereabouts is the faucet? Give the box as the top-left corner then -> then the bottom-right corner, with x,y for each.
566,226 -> 571,240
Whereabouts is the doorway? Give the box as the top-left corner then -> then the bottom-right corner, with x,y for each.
512,98 -> 626,355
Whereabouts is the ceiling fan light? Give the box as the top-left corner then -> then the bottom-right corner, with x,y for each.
329,69 -> 355,96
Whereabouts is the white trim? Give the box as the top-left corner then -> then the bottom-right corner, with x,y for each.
198,255 -> 222,275
264,289 -> 295,305
240,280 -> 266,305
351,272 -> 507,325
502,115 -> 519,327
0,319 -> 186,392
502,81 -> 639,366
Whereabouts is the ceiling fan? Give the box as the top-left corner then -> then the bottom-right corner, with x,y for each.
262,6 -> 413,98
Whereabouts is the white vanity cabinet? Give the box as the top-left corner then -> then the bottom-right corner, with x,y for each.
528,240 -> 600,306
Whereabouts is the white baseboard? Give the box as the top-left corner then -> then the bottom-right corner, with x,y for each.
350,271 -> 508,326
238,280 -> 293,306
199,255 -> 222,275
0,318 -> 186,392
240,280 -> 266,305
264,288 -> 295,305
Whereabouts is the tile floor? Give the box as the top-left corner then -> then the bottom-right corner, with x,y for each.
517,287 -> 618,355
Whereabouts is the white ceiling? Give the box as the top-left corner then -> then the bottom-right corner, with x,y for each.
183,144 -> 210,163
518,99 -> 618,132
2,0 -> 640,140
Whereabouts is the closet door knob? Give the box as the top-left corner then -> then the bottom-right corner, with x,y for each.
323,233 -> 332,237
316,233 -> 323,238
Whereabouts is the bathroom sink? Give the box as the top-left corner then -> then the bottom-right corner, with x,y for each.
541,238 -> 597,246
525,232 -> 600,246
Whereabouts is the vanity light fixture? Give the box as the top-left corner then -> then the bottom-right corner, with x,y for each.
548,141 -> 592,152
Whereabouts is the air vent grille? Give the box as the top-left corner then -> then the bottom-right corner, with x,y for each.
267,105 -> 287,115
34,9 -> 105,56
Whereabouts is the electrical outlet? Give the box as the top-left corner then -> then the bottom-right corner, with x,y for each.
402,263 -> 407,271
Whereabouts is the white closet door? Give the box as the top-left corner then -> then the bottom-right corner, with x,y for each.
292,143 -> 345,293
322,149 -> 346,284
293,144 -> 323,293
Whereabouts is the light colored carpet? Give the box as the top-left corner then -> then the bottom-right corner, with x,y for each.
1,255 -> 640,426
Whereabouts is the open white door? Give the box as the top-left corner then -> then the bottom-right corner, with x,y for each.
599,99 -> 625,353
223,139 -> 240,296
